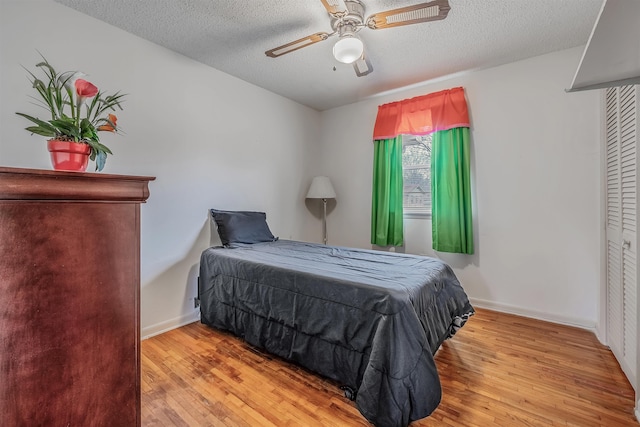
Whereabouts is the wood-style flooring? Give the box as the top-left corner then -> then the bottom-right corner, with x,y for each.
141,308 -> 638,426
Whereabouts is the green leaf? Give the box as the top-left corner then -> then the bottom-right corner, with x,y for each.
49,118 -> 74,130
85,139 -> 108,154
85,139 -> 99,149
93,92 -> 127,119
24,126 -> 56,137
96,141 -> 112,155
35,61 -> 56,79
50,118 -> 79,138
15,113 -> 58,133
80,117 -> 92,131
79,118 -> 98,140
87,93 -> 100,119
32,78 -> 45,90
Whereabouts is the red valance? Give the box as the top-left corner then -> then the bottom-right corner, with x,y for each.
373,87 -> 470,140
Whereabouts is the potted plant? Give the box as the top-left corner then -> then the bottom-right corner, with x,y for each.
16,56 -> 125,172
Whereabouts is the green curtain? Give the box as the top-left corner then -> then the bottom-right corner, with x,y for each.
431,127 -> 474,254
371,136 -> 404,246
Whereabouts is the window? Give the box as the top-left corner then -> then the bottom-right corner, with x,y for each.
402,134 -> 432,216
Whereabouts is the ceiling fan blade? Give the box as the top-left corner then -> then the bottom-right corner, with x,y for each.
320,0 -> 348,16
366,0 -> 450,30
265,32 -> 331,58
353,53 -> 373,77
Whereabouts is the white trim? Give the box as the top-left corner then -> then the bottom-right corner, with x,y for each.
594,324 -> 607,347
597,87 -> 608,347
141,311 -> 200,340
635,399 -> 639,422
365,69 -> 477,101
144,302 -> 597,343
470,297 -> 596,332
404,212 -> 432,220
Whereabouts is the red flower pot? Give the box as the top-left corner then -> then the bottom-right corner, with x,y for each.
47,140 -> 91,172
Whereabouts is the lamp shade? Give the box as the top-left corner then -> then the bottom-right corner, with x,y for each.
306,176 -> 336,199
333,36 -> 364,64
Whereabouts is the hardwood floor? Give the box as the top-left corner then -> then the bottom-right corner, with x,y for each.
141,308 -> 638,426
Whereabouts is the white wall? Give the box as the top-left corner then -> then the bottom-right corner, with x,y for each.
317,47 -> 601,329
0,0 -> 321,337
0,1 -> 603,333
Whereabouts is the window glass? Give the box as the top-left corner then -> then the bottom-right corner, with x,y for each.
402,134 -> 431,215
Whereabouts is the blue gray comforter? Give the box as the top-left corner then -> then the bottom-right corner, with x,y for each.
199,240 -> 473,427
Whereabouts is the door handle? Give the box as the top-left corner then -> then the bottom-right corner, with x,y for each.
623,239 -> 631,249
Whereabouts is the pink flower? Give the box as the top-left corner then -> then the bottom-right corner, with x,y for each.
75,79 -> 98,98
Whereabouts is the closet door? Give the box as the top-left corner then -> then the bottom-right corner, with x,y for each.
605,85 -> 638,389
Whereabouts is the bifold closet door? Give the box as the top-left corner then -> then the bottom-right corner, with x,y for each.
605,85 -> 638,390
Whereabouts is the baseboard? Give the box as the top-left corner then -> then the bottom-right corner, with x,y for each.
594,322 -> 607,346
143,301 -> 596,340
635,399 -> 639,422
469,297 -> 597,332
141,311 -> 200,340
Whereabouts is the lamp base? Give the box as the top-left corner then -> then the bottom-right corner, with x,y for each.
322,198 -> 328,245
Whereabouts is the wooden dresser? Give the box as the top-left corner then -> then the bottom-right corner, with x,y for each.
0,167 -> 154,426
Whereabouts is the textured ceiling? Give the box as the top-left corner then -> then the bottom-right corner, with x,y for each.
54,0 -> 603,111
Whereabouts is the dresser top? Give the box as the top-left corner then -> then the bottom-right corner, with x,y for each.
0,167 -> 155,202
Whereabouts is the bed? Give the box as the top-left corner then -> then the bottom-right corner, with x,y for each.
198,210 -> 474,427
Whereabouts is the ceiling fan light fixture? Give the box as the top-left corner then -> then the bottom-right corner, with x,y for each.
266,0 -> 452,77
333,35 -> 364,64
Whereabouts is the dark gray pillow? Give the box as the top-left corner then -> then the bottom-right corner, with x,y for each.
210,209 -> 277,246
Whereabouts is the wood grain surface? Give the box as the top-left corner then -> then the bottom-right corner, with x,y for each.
141,308 -> 638,426
0,167 -> 153,426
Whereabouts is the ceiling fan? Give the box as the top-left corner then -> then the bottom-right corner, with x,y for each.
265,0 -> 451,77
